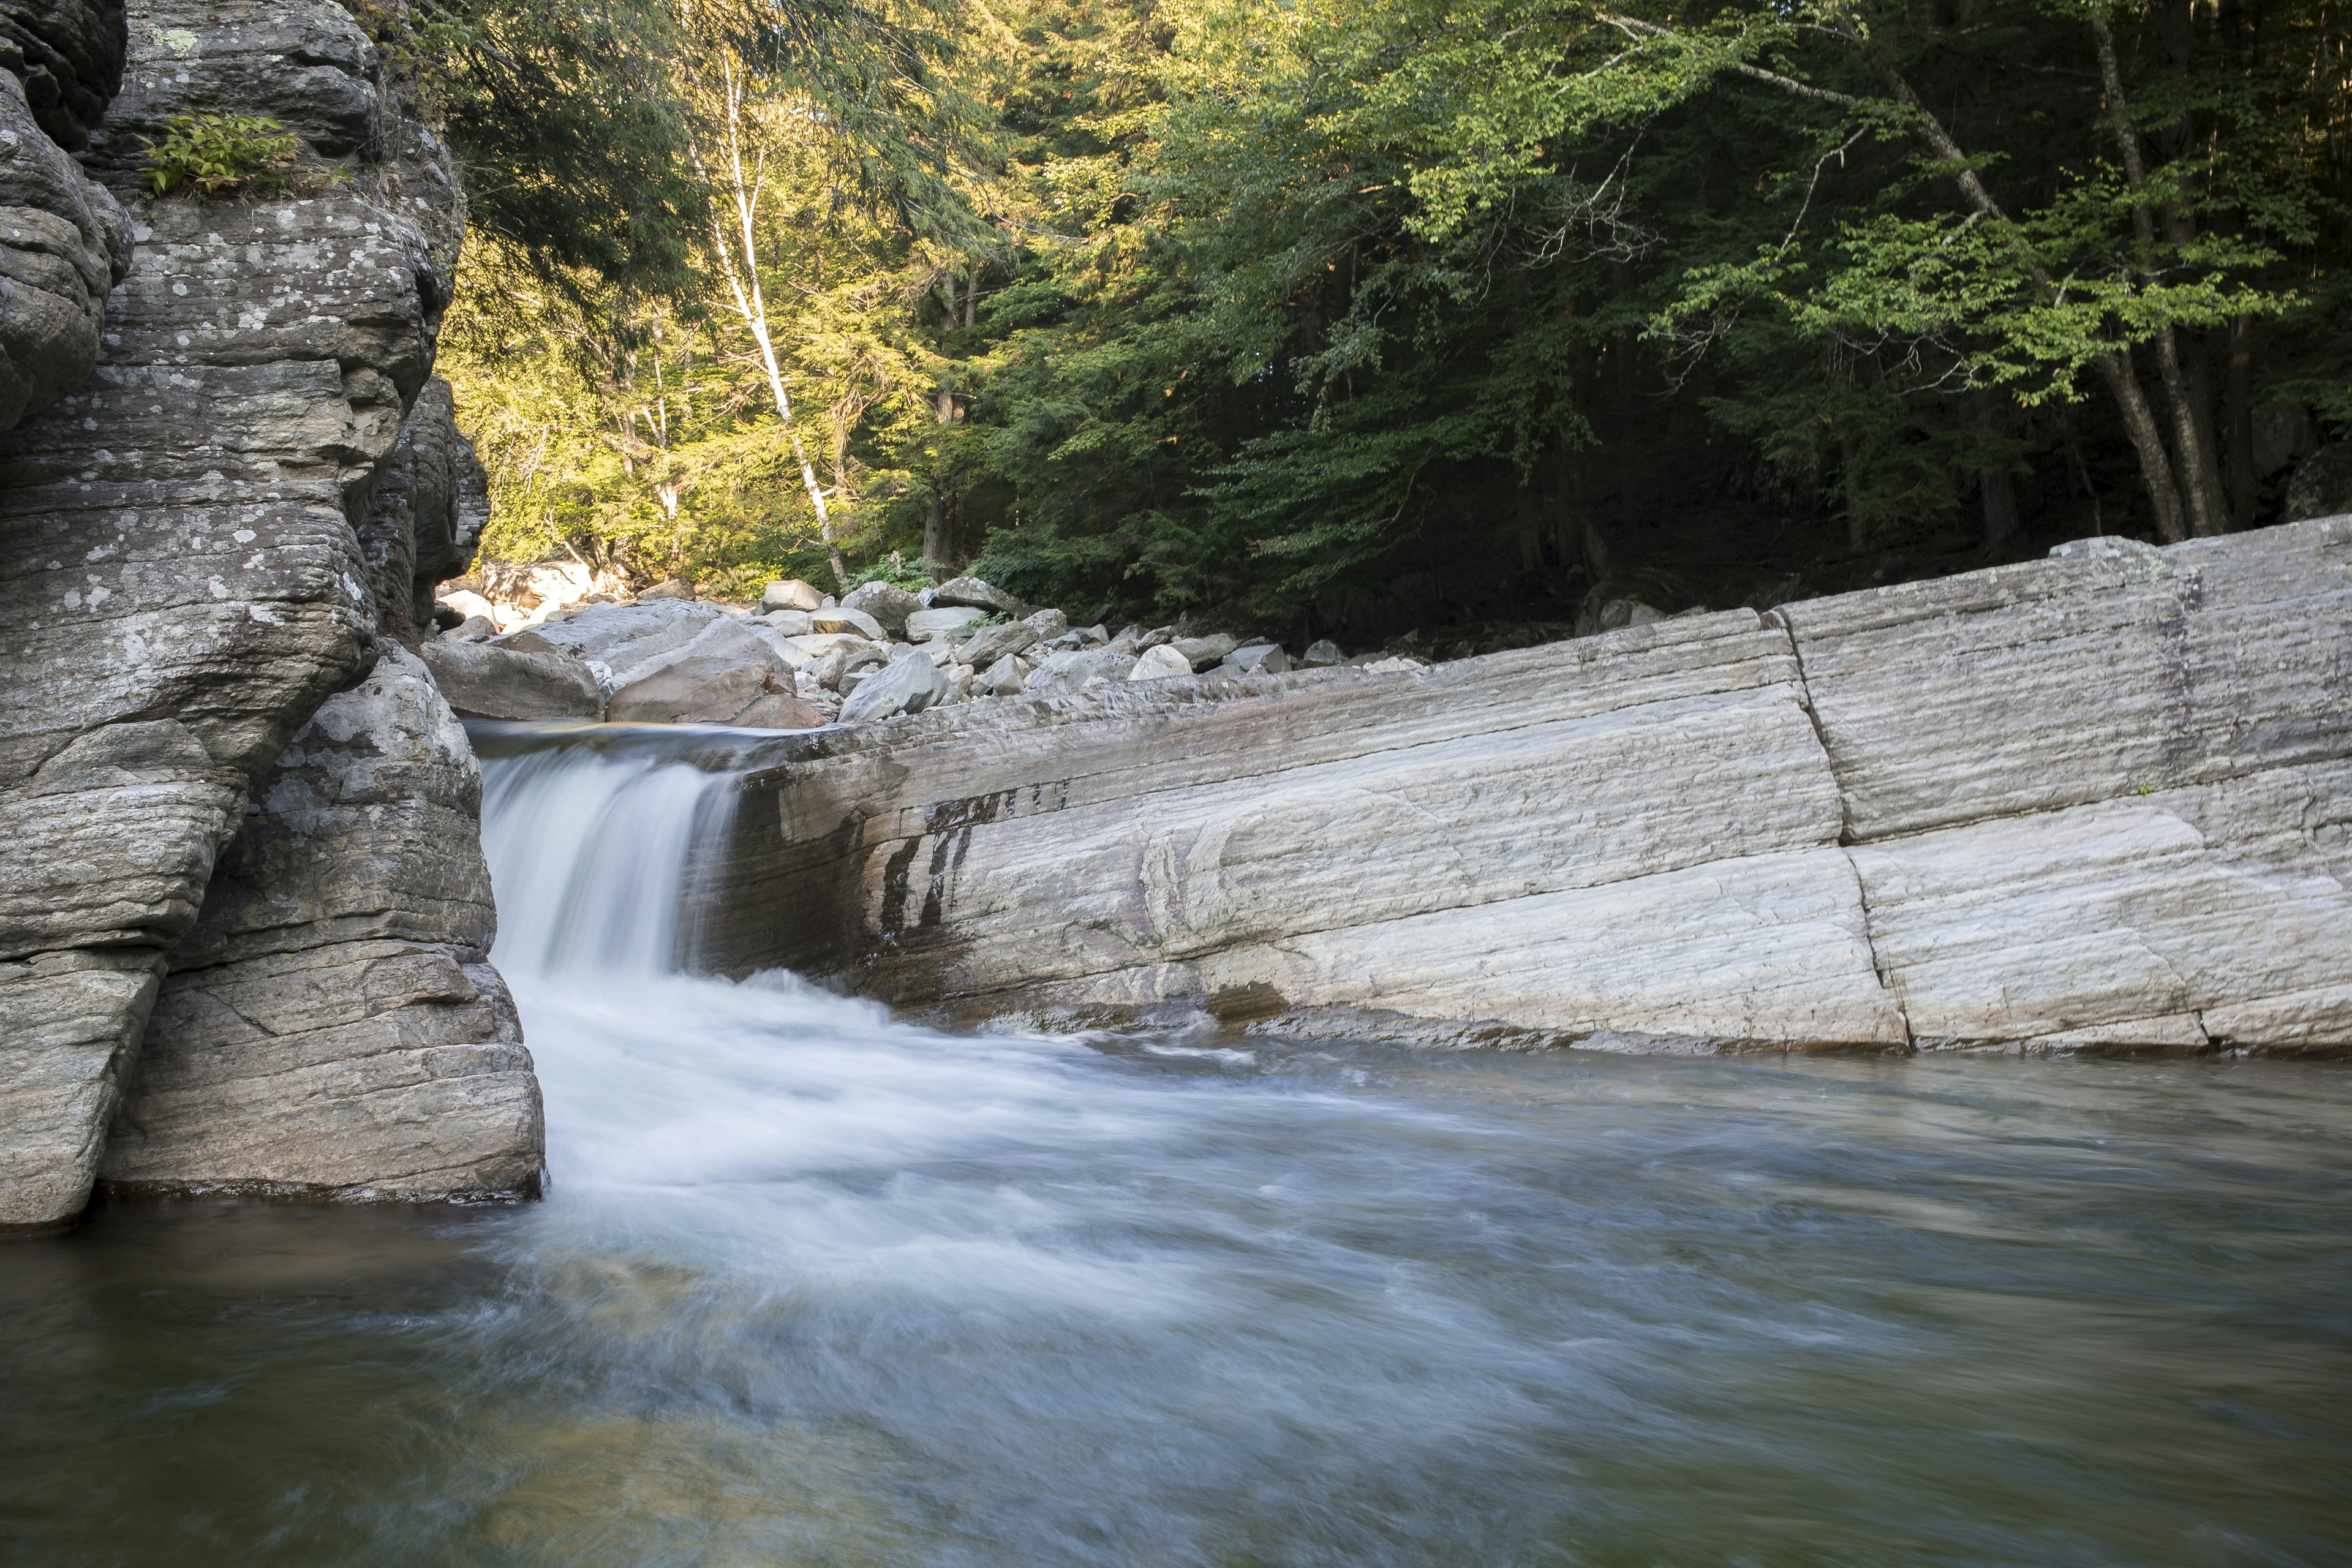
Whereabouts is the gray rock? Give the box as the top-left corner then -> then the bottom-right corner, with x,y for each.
1023,608 -> 1070,641
1079,624 -> 1110,646
1,0 -> 126,150
1024,646 -> 1140,694
837,651 -> 948,724
0,0 -> 469,1229
0,64 -> 132,430
441,615 -> 495,643
1172,635 -> 1240,670
639,578 -> 695,601
761,578 -> 827,614
958,621 -> 1040,672
907,606 -> 988,641
2283,445 -> 2352,524
685,517 -> 2351,1058
932,575 -> 1023,614
1303,639 -> 1343,667
358,378 -> 485,646
420,641 -> 603,722
810,606 -> 886,641
1221,643 -> 1292,675
840,580 -> 922,635
976,658 -> 1027,698
816,642 -> 889,692
608,656 -> 820,728
1128,644 -> 1194,680
101,646 -> 545,1202
759,609 -> 815,636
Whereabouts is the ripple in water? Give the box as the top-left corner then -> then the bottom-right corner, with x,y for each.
4,726 -> 2348,1566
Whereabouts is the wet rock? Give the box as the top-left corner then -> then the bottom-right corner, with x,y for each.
1129,644 -> 1194,680
840,581 -> 922,636
419,641 -> 603,722
932,575 -> 1023,615
761,578 -> 827,614
837,652 -> 948,724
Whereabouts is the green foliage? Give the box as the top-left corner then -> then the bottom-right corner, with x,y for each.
138,113 -> 303,198
437,0 -> 2352,631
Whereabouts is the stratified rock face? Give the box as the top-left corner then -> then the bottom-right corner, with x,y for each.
0,0 -> 133,431
710,516 -> 2352,1057
360,377 -> 486,648
0,0 -> 535,1229
102,647 -> 544,1199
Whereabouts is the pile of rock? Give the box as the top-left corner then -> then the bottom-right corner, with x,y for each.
424,572 -> 1424,729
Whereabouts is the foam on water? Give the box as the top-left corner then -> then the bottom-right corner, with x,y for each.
5,724 -> 2347,1566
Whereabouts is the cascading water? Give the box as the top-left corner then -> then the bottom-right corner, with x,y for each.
5,724 -> 2351,1566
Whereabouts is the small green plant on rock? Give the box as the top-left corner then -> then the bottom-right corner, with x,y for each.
139,113 -> 303,198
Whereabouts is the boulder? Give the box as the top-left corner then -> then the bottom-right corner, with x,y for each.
439,589 -> 497,624
761,578 -> 827,614
816,643 -> 890,692
908,606 -> 989,641
639,578 -> 695,602
1221,643 -> 1292,675
1025,647 -> 1140,694
441,616 -> 495,643
608,656 -> 820,728
959,622 -> 1041,671
1359,655 -> 1428,674
1303,639 -> 1344,667
418,641 -> 603,722
1129,644 -> 1195,680
759,609 -> 815,636
1023,608 -> 1071,641
837,652 -> 948,724
841,581 -> 924,636
811,606 -> 887,641
767,631 -> 875,669
976,658 -> 1027,698
1171,630 -> 1242,668
2284,445 -> 2352,524
931,575 -> 1025,614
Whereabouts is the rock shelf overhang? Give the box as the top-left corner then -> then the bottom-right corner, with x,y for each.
701,518 -> 2352,1057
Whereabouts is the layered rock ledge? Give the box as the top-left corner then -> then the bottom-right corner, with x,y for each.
0,0 -> 537,1231
688,517 -> 2351,1056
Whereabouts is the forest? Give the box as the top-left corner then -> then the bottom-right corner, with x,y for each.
407,0 -> 2352,646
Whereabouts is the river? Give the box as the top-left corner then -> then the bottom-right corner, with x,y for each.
5,728 -> 2350,1565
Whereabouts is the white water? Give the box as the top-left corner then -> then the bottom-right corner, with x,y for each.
14,723 -> 2316,1564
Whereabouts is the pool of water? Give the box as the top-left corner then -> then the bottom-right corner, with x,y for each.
7,728 -> 2348,1566
6,983 -> 2351,1566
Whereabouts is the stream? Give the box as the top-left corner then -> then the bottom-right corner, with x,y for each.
4,726 -> 2350,1566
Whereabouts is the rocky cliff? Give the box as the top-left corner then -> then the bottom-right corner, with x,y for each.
698,517 -> 2351,1056
1,0 -> 539,1231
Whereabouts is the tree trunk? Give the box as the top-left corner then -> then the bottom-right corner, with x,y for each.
1977,396 -> 2021,554
2225,315 -> 2256,522
2092,349 -> 2190,543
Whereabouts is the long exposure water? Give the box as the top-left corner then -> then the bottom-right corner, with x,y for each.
6,725 -> 2351,1566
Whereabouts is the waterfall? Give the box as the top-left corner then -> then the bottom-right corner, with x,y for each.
472,723 -> 750,979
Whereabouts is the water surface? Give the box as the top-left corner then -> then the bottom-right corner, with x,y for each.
4,732 -> 2348,1566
